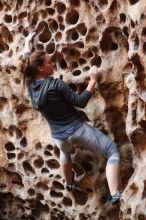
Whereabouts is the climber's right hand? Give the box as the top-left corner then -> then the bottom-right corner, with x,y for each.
89,65 -> 99,81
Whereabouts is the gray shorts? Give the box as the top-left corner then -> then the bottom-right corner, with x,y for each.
53,121 -> 120,164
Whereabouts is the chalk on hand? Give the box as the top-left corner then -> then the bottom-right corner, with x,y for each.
89,65 -> 99,77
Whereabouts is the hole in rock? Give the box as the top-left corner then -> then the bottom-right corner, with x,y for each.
111,42 -> 118,50
7,153 -> 16,159
127,208 -> 132,214
129,0 -> 139,5
66,9 -> 79,25
142,180 -> 146,199
54,146 -> 60,158
56,2 -> 66,14
131,54 -> 144,73
50,190 -> 63,198
59,59 -> 67,69
29,12 -> 39,27
52,181 -> 64,190
0,2 -> 3,11
46,144 -> 53,150
120,13 -> 126,23
100,27 -> 128,52
69,0 -> 80,6
142,27 -> 146,36
46,42 -> 55,54
16,0 -> 23,9
36,44 -> 44,50
91,56 -> 102,67
72,70 -> 81,76
42,10 -> 48,19
74,41 -> 84,48
5,142 -> 15,151
2,26 -> 13,42
76,23 -> 87,36
79,58 -> 86,65
60,74 -> 63,79
0,43 -> 6,53
18,152 -> 24,160
72,29 -> 79,41
55,32 -> 62,41
98,0 -> 108,9
38,22 -> 51,43
49,174 -> 54,177
62,197 -> 72,206
33,156 -> 44,168
49,19 -> 58,32
41,168 -> 49,173
96,14 -> 106,26
9,125 -> 22,138
110,0 -> 118,13
31,208 -> 41,218
35,142 -> 42,150
123,26 -> 129,38
83,66 -> 90,71
14,78 -> 21,84
70,61 -> 78,69
98,215 -> 107,220
18,12 -> 27,20
44,150 -> 52,156
23,161 -> 35,175
16,104 -> 28,115
129,182 -> 139,195
142,42 -> 146,55
4,14 -> 12,23
20,137 -> 27,147
46,159 -> 60,169
45,0 -> 52,6
138,214 -> 145,220
59,24 -> 65,31
47,8 -> 55,15
36,193 -> 44,200
36,182 -> 49,190
27,188 -> 35,196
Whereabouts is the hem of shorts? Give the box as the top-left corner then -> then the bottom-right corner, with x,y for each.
50,118 -> 85,134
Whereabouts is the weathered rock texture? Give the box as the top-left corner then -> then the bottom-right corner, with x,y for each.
0,0 -> 146,219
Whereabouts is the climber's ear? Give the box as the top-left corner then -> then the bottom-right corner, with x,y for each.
37,66 -> 44,72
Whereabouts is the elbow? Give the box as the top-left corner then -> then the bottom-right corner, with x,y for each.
78,102 -> 87,108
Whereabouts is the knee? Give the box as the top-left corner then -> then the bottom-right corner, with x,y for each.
59,150 -> 72,164
107,147 -> 121,165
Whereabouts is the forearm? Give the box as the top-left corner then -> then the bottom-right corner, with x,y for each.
23,32 -> 36,55
86,79 -> 97,94
24,39 -> 31,53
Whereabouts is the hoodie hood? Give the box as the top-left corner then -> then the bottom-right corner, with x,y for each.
28,77 -> 53,110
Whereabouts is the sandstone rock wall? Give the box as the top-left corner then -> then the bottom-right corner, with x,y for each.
0,0 -> 146,219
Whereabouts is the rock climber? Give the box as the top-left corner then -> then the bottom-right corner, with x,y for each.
22,32 -> 122,205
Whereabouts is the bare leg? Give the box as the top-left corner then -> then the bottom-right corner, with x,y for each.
60,161 -> 73,185
106,163 -> 121,196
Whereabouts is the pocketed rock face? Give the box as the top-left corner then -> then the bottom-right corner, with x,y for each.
0,0 -> 146,219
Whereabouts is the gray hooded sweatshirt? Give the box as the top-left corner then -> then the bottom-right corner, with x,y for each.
27,76 -> 92,136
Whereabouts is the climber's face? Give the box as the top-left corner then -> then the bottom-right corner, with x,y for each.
37,54 -> 54,78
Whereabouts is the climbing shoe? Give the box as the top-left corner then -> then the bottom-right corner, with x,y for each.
65,171 -> 75,192
66,184 -> 73,192
106,191 -> 123,205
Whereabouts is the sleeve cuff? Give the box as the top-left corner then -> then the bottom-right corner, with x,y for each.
23,51 -> 31,58
84,90 -> 92,97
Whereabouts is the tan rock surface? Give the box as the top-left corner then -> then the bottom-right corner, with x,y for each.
0,0 -> 146,219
